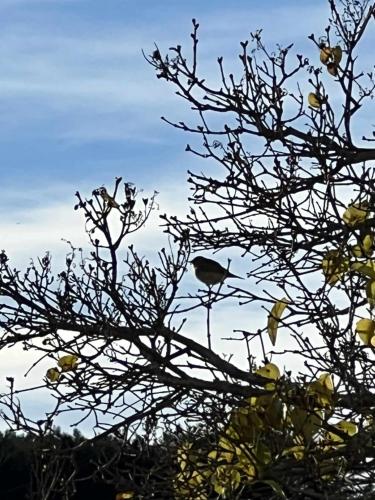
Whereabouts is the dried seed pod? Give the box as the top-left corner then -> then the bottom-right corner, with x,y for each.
327,62 -> 338,76
320,46 -> 332,65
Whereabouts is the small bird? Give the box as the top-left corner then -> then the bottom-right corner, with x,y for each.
191,256 -> 242,286
98,187 -> 120,209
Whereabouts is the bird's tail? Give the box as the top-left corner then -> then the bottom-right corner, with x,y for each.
227,271 -> 243,279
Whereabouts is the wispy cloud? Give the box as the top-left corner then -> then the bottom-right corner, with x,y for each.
0,1 -> 331,145
0,182 -> 268,430
0,177 -> 191,262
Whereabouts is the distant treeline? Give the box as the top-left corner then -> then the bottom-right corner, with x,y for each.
0,427 -> 171,499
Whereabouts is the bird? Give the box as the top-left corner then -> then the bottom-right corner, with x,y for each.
98,187 -> 120,209
190,256 -> 243,286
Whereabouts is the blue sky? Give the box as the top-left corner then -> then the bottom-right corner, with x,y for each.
0,0 -> 327,197
0,0 -> 334,264
2,0 -> 369,432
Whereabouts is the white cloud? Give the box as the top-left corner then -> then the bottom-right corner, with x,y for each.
0,177 -> 190,264
0,1 -> 331,145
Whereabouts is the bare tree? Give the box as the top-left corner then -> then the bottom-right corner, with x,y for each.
1,0 -> 375,498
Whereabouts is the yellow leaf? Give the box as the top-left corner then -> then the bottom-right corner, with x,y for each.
351,245 -> 363,258
362,234 -> 374,256
325,432 -> 344,446
308,92 -> 323,108
308,373 -> 334,408
327,420 -> 357,446
351,234 -> 374,258
46,368 -> 60,383
318,373 -> 334,391
214,436 -> 237,463
236,452 -> 256,478
211,465 -> 241,497
284,445 -> 305,460
351,260 -> 375,279
230,406 -> 264,442
177,443 -> 189,473
57,355 -> 79,372
366,280 -> 375,307
332,45 -> 342,64
321,250 -> 349,284
264,395 -> 284,429
335,420 -> 357,436
267,298 -> 289,346
174,471 -> 209,500
342,203 -> 368,227
247,393 -> 272,408
320,46 -> 332,64
290,407 -> 322,441
116,493 -> 135,500
256,363 -> 280,381
356,318 -> 375,346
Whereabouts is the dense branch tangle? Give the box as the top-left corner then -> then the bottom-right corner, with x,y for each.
148,2 -> 375,366
146,0 -> 375,497
0,179 -> 268,439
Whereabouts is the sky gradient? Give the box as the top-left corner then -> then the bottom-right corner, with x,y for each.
0,0 -> 334,264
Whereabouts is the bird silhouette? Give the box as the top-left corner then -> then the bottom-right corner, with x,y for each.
191,256 -> 242,286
